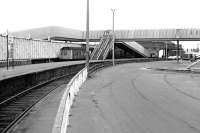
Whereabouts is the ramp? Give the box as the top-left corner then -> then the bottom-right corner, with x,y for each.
121,41 -> 150,57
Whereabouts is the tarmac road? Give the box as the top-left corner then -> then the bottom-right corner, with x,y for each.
68,62 -> 200,133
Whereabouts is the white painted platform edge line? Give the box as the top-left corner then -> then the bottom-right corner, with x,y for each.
51,67 -> 88,133
51,85 -> 70,133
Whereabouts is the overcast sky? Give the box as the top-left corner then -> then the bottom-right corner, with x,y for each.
1,0 -> 200,48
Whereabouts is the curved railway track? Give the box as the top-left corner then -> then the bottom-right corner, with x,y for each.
0,72 -> 78,133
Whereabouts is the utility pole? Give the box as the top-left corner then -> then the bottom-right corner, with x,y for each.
176,29 -> 180,63
165,43 -> 168,59
86,0 -> 90,69
6,30 -> 9,70
177,40 -> 179,63
111,9 -> 116,66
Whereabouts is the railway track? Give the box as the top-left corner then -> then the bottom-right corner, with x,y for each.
0,72 -> 78,133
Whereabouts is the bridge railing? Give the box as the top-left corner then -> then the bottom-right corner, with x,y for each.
83,29 -> 200,40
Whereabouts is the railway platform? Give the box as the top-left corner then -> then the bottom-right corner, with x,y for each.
147,60 -> 200,72
0,60 -> 88,133
0,61 -> 84,81
67,61 -> 200,133
9,83 -> 67,133
5,60 -> 200,133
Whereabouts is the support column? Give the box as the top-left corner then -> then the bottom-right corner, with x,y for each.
111,9 -> 116,66
165,43 -> 168,59
86,0 -> 90,69
177,40 -> 179,63
163,46 -> 165,59
6,32 -> 9,70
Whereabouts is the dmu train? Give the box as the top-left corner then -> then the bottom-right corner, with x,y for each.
58,47 -> 94,60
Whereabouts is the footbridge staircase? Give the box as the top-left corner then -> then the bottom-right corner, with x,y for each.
91,31 -> 114,60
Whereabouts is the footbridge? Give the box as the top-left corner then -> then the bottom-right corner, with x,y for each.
85,29 -> 200,59
11,27 -> 200,41
84,29 -> 200,41
11,27 -> 200,59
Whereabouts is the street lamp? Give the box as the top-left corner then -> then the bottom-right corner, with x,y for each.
6,30 -> 9,70
86,0 -> 90,69
111,9 -> 116,66
165,42 -> 168,59
176,29 -> 180,63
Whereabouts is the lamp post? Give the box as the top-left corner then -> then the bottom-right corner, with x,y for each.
176,29 -> 180,63
86,0 -> 90,69
111,9 -> 116,66
165,42 -> 168,59
6,30 -> 9,70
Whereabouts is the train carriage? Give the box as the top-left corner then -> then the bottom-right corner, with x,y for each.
59,46 -> 94,60
59,47 -> 85,60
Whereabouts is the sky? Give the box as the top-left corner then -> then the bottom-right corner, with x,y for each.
1,0 -> 200,49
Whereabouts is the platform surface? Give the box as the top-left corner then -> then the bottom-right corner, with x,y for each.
68,61 -> 200,133
0,61 -> 84,81
10,84 -> 67,133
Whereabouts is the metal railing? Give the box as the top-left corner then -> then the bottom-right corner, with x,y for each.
103,37 -> 113,60
91,34 -> 113,60
83,29 -> 200,40
91,38 -> 106,60
96,35 -> 110,60
90,37 -> 104,59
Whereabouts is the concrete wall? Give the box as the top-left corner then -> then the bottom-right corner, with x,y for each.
0,64 -> 84,103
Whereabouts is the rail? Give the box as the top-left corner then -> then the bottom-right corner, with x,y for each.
83,29 -> 200,40
96,35 -> 110,60
90,37 -> 103,59
52,67 -> 88,133
103,37 -> 113,60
